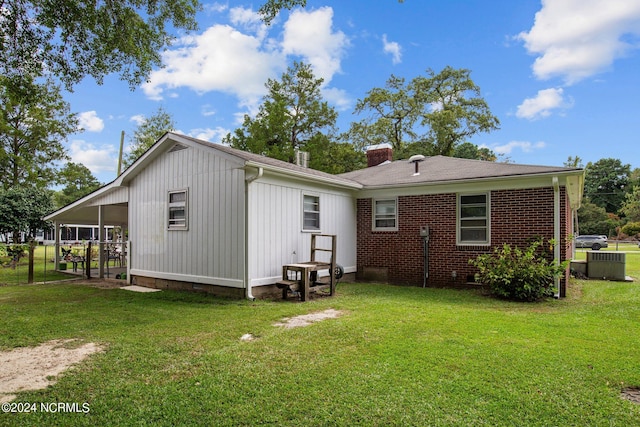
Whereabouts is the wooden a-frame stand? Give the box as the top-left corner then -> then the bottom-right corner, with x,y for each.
276,234 -> 336,301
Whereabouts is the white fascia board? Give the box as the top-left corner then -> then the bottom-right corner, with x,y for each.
244,161 -> 362,190
356,171 -> 582,199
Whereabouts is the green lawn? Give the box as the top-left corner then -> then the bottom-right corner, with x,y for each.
0,245 -> 77,285
1,253 -> 639,426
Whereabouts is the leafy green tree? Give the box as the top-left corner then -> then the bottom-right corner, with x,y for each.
621,222 -> 640,239
349,66 -> 499,158
1,0 -> 200,89
123,107 -> 176,170
583,158 -> 630,214
577,201 -> 612,236
226,61 -> 361,172
413,67 -> 500,156
564,156 -> 584,168
55,163 -> 102,209
0,75 -> 76,189
621,185 -> 640,223
0,186 -> 54,243
453,142 -> 497,161
352,75 -> 418,153
305,136 -> 366,174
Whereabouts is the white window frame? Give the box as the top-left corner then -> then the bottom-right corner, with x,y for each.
302,193 -> 320,232
168,189 -> 188,230
457,192 -> 490,245
373,198 -> 398,231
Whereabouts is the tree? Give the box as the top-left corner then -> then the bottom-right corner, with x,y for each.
349,66 -> 499,158
583,158 -> 630,213
453,142 -> 497,161
577,201 -> 612,236
412,67 -> 500,156
0,75 -> 76,189
352,75 -> 418,153
123,107 -> 176,170
0,186 -> 54,243
225,61 -> 362,172
55,163 -> 102,209
1,0 -> 200,89
621,185 -> 640,223
564,156 -> 584,168
621,222 -> 640,239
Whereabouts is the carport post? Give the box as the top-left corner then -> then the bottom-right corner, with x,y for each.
98,205 -> 105,279
54,221 -> 60,270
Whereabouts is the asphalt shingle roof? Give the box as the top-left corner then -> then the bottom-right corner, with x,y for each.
338,155 -> 581,188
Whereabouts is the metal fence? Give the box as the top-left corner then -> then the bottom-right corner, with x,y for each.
0,242 -> 128,285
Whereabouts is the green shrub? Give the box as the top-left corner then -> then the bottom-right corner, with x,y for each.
469,239 -> 566,302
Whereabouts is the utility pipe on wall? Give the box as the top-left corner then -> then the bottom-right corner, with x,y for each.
553,177 -> 563,298
244,167 -> 263,300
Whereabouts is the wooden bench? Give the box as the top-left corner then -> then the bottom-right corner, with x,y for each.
276,234 -> 336,301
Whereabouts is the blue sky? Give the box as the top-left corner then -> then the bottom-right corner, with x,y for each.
65,0 -> 640,184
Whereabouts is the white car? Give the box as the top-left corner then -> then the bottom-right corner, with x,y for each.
575,235 -> 608,250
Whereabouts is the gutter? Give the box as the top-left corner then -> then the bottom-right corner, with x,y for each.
244,167 -> 263,300
356,169 -> 583,191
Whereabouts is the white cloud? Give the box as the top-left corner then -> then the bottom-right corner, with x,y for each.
517,0 -> 640,84
129,114 -> 145,126
188,127 -> 230,143
516,87 -> 572,120
78,111 -> 104,132
229,6 -> 267,39
322,87 -> 351,111
382,34 -> 402,64
141,24 -> 284,106
493,140 -> 546,155
201,104 -> 217,117
141,6 -> 349,115
68,140 -> 117,175
281,7 -> 349,83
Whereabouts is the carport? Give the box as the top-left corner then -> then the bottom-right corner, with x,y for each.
44,184 -> 129,281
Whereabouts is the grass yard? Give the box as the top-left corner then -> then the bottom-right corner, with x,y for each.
0,245 -> 77,285
1,253 -> 640,425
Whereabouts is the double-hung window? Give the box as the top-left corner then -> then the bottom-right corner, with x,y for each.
303,194 -> 320,231
458,193 -> 489,244
168,189 -> 188,230
373,198 -> 397,231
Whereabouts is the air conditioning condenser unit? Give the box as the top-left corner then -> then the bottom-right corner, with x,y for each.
587,252 -> 626,280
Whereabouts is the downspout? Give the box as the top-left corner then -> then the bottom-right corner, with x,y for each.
553,177 -> 562,298
244,167 -> 263,300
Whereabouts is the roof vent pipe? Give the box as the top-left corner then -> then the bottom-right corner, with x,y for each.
408,154 -> 426,175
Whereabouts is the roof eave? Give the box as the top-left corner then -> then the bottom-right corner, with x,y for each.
359,169 -> 585,190
244,161 -> 363,190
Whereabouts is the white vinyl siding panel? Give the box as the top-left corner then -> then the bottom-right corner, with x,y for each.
247,177 -> 357,286
128,144 -> 245,284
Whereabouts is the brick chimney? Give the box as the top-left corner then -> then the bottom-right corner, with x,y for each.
366,143 -> 393,167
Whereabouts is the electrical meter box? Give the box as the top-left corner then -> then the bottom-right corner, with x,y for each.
420,226 -> 429,237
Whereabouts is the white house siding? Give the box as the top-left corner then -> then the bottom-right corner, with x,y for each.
87,186 -> 128,206
247,174 -> 357,287
128,143 -> 246,287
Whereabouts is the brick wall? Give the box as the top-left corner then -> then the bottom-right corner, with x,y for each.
357,187 -> 570,288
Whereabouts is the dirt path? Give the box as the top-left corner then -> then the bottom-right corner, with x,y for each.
0,339 -> 104,403
273,308 -> 344,328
